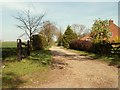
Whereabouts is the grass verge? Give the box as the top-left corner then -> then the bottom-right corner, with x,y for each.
2,49 -> 52,88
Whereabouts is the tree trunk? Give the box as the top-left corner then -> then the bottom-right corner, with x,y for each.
30,30 -> 32,51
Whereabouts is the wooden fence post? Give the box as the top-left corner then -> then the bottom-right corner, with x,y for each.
17,39 -> 31,61
17,39 -> 22,61
27,40 -> 30,56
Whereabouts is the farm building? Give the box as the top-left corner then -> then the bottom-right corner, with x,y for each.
81,20 -> 120,42
109,20 -> 120,42
80,35 -> 92,41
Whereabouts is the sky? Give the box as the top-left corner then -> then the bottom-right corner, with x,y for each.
0,0 -> 119,41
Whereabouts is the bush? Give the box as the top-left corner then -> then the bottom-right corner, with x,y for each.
32,34 -> 48,50
90,42 -> 111,54
70,39 -> 112,55
70,39 -> 92,51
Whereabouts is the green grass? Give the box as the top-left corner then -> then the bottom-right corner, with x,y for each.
28,50 -> 52,65
2,47 -> 17,62
2,50 -> 52,88
1,42 -> 17,62
3,60 -> 48,76
2,60 -> 49,88
2,42 -> 17,48
2,44 -> 52,88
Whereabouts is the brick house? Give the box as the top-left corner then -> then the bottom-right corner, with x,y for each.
80,35 -> 92,41
81,20 -> 120,42
109,20 -> 120,42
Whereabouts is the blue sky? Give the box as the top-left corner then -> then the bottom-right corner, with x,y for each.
0,0 -> 119,41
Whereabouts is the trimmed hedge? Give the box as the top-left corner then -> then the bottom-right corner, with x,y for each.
70,40 -> 92,51
70,39 -> 112,54
32,34 -> 47,50
90,42 -> 111,54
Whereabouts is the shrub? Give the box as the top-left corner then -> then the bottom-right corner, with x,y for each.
70,39 -> 92,51
32,34 -> 47,50
80,40 -> 93,51
70,39 -> 112,55
90,42 -> 111,54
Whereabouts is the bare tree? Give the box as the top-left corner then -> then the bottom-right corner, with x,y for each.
72,24 -> 85,37
39,20 -> 60,45
15,10 -> 45,50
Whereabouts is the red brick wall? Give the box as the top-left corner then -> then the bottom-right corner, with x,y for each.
109,20 -> 120,42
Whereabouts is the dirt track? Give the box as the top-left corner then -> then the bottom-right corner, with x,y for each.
38,46 -> 118,88
22,46 -> 118,88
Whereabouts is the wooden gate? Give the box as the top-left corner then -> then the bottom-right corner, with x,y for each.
17,39 -> 30,61
110,43 -> 120,55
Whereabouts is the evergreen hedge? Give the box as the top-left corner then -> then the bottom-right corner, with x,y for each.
32,34 -> 48,50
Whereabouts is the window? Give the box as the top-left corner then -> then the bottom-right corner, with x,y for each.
108,32 -> 112,37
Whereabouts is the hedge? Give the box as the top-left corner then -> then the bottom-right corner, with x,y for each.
32,34 -> 48,50
70,39 -> 111,54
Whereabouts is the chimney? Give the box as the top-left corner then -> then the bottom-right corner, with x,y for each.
109,19 -> 113,25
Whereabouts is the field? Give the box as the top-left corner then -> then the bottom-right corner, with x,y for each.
2,42 -> 17,48
2,42 -> 17,62
1,41 -> 52,88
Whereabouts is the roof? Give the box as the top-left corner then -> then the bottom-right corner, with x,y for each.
81,35 -> 92,41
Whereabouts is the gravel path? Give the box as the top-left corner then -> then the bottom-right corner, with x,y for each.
22,46 -> 118,88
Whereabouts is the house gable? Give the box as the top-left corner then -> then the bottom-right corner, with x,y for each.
81,19 -> 120,42
109,20 -> 120,42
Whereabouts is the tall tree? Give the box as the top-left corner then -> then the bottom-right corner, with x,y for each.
91,19 -> 110,43
62,25 -> 77,48
39,21 -> 60,45
71,24 -> 85,37
15,10 -> 45,50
